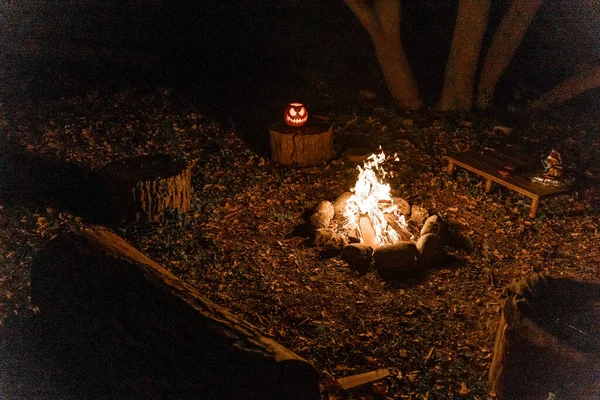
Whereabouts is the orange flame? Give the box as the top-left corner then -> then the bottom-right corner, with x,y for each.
344,150 -> 409,248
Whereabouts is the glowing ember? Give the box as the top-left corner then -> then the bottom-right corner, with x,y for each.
344,150 -> 410,248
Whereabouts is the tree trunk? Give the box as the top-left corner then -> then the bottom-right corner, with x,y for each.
476,0 -> 544,109
103,153 -> 192,222
371,32 -> 423,110
269,122 -> 334,166
439,0 -> 491,111
30,226 -> 320,400
344,0 -> 422,110
530,64 -> 600,109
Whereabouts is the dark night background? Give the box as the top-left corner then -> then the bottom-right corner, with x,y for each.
2,0 -> 599,113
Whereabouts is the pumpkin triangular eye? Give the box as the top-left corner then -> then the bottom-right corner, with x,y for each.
289,108 -> 297,116
298,108 -> 306,117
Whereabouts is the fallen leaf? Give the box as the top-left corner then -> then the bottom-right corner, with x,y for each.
424,346 -> 435,363
459,382 -> 470,395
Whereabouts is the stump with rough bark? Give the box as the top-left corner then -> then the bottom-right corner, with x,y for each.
30,226 -> 320,400
103,154 -> 192,222
489,275 -> 600,399
269,122 -> 334,167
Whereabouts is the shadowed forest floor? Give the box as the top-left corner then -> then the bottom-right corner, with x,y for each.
0,61 -> 599,399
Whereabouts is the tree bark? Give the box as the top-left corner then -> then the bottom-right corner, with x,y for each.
103,153 -> 192,222
30,226 -> 320,400
476,0 -> 544,109
439,0 -> 491,111
530,64 -> 600,109
371,31 -> 423,109
344,0 -> 422,109
269,122 -> 334,166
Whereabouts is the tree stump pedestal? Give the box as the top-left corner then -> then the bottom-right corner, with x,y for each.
103,154 -> 192,223
269,122 -> 334,167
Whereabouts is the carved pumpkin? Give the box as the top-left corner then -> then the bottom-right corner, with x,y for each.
284,103 -> 308,127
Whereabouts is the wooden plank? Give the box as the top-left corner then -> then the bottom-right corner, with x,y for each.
337,369 -> 390,391
481,149 -> 525,170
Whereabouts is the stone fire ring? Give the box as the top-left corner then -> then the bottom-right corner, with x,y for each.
307,193 -> 447,280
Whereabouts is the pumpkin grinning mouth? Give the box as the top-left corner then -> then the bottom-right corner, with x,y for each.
283,102 -> 309,127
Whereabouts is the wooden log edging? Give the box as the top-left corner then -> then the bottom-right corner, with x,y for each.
30,226 -> 320,400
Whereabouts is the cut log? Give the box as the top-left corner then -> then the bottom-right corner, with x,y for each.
489,275 -> 600,399
337,368 -> 390,391
359,216 -> 379,249
103,153 -> 192,222
269,122 -> 334,167
30,226 -> 320,400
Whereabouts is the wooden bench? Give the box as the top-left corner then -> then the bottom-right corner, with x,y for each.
444,150 -> 571,218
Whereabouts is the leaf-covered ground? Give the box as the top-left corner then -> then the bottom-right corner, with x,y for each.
0,69 -> 599,399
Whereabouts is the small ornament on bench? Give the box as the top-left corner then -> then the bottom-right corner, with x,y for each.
497,165 -> 517,177
531,149 -> 572,188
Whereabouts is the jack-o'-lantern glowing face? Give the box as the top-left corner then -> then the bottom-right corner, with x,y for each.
284,103 -> 308,127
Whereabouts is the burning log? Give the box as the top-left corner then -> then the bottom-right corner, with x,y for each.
311,150 -> 452,274
384,214 -> 412,242
103,154 -> 192,223
30,226 -> 320,400
392,197 -> 412,217
343,151 -> 411,248
359,216 -> 380,249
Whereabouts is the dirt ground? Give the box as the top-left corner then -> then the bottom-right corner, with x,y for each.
0,64 -> 599,399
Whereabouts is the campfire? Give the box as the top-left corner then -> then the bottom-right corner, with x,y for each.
308,149 -> 447,278
342,151 -> 413,249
